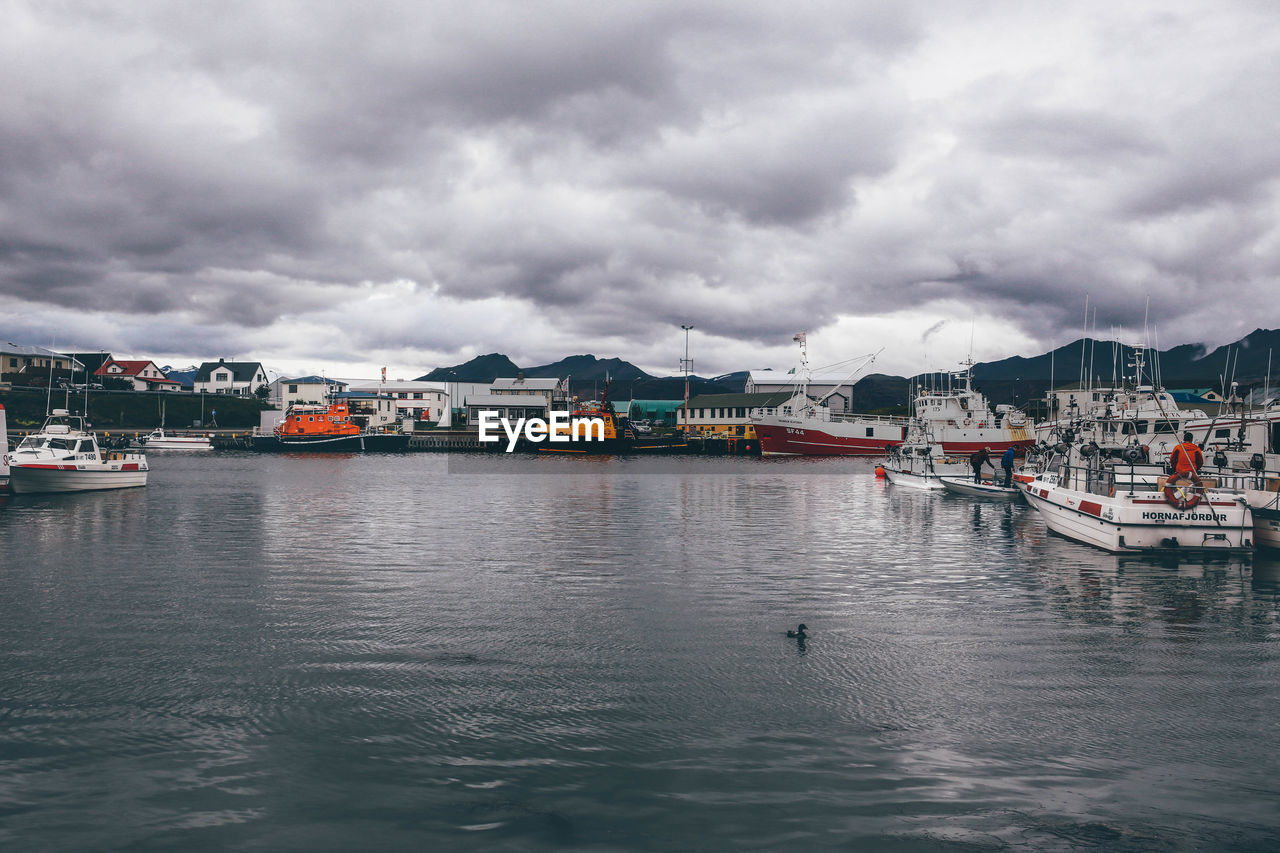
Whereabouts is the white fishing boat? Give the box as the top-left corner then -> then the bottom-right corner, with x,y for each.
8,409 -> 148,494
881,429 -> 968,490
0,402 -> 9,493
139,398 -> 213,450
940,476 -> 1022,500
138,427 -> 212,451
1244,484 -> 1280,550
1031,345 -> 1280,459
751,338 -> 907,456
752,337 -> 1032,457
1203,452 -> 1280,550
1021,433 -> 1253,553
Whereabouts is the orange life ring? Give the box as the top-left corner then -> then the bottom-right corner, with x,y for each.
963,418 -> 971,427
1163,471 -> 1204,510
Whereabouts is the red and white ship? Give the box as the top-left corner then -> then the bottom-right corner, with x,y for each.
752,338 -> 1033,457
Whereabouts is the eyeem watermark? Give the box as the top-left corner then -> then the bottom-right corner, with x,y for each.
477,411 -> 606,452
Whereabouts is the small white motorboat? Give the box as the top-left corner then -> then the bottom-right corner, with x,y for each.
0,402 -> 9,493
8,409 -> 148,494
940,476 -> 1022,499
138,427 -> 212,450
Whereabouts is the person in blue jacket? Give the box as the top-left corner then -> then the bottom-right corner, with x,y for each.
1001,445 -> 1017,488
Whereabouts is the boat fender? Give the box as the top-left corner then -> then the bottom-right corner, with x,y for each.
1163,471 -> 1204,511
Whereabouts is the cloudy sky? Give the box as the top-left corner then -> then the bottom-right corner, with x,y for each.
3,0 -> 1278,380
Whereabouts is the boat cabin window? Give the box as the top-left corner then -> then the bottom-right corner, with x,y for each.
1152,420 -> 1178,434
17,436 -> 46,450
49,438 -> 77,451
1215,428 -> 1231,438
1132,420 -> 1149,434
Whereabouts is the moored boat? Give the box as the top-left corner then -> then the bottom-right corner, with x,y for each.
940,476 -> 1022,499
753,347 -> 1032,457
139,427 -> 213,451
1021,433 -> 1253,553
8,409 -> 148,494
881,431 -> 968,490
261,399 -> 410,452
1,403 -> 9,493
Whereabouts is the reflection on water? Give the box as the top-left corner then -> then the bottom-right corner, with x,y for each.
1,453 -> 1278,851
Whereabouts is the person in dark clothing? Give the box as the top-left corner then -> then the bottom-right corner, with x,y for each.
970,447 -> 994,483
1001,445 -> 1017,487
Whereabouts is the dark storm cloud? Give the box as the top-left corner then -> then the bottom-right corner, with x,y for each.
1,0 -> 1278,372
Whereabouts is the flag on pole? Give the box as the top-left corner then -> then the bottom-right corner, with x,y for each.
793,332 -> 806,344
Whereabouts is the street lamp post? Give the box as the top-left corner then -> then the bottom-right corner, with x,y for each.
680,324 -> 693,435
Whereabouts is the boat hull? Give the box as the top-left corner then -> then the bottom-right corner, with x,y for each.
142,439 -> 212,450
1245,489 -> 1280,550
10,463 -> 148,494
940,477 -> 1021,499
882,468 -> 948,489
753,417 -> 1031,457
254,433 -> 411,452
1022,480 -> 1253,553
753,419 -> 906,456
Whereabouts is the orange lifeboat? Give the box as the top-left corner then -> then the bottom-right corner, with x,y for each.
275,401 -> 362,439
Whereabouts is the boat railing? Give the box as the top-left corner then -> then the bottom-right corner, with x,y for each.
1049,453 -> 1276,497
750,406 -> 908,425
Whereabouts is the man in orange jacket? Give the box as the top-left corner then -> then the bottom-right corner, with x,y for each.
1169,432 -> 1204,474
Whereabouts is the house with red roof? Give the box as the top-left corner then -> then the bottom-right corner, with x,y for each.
95,359 -> 182,392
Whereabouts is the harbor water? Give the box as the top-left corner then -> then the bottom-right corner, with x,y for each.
2,453 -> 1279,851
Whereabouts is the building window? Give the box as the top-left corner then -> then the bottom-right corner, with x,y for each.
289,384 -> 298,393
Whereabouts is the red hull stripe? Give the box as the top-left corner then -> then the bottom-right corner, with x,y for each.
1080,500 -> 1102,517
754,424 -> 902,456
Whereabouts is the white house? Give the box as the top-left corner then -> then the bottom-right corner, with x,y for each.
193,359 -> 268,396
489,376 -> 561,407
270,375 -> 349,409
94,359 -> 181,392
676,392 -> 795,437
1,343 -> 83,383
345,379 -> 451,423
745,369 -> 855,412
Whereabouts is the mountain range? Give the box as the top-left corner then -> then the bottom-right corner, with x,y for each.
418,329 -> 1280,407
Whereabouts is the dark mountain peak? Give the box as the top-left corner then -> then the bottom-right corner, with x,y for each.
524,354 -> 650,381
419,353 -> 520,382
